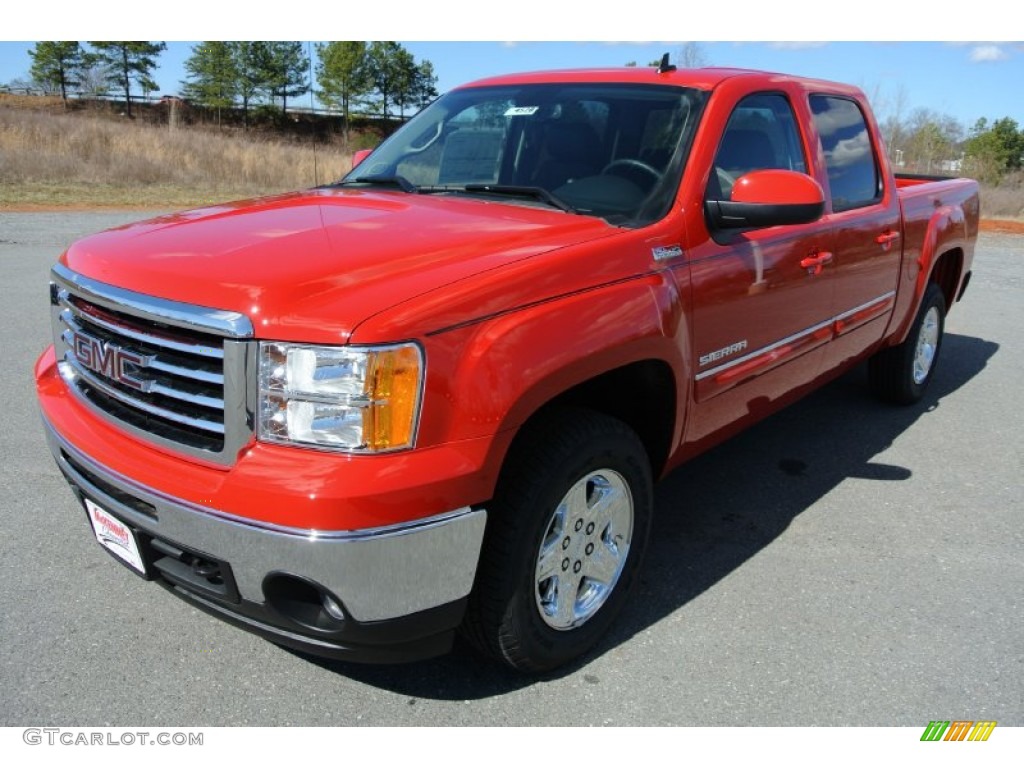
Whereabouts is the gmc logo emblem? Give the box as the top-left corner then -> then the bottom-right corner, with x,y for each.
71,331 -> 152,392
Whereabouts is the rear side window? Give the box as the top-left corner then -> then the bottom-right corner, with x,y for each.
707,92 -> 807,201
810,95 -> 880,212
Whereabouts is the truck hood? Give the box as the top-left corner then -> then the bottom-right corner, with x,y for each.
62,188 -> 617,343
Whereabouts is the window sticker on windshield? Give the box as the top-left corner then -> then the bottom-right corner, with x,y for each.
505,106 -> 540,117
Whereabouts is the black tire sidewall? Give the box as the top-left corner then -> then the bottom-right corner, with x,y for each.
496,419 -> 653,671
869,283 -> 947,405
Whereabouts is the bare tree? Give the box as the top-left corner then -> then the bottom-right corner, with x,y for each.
77,62 -> 112,98
6,75 -> 42,95
905,108 -> 962,173
877,85 -> 910,166
678,42 -> 709,68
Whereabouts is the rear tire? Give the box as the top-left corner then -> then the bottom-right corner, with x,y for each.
869,283 -> 946,405
462,408 -> 653,672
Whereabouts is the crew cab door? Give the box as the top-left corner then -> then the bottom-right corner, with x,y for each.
808,94 -> 902,367
685,91 -> 834,444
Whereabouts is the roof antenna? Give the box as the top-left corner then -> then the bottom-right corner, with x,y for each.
657,53 -> 676,74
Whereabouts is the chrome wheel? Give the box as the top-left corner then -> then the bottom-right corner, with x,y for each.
534,469 -> 634,631
461,408 -> 653,671
913,306 -> 940,384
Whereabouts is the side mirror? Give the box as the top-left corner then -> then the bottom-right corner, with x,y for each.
351,149 -> 373,170
706,169 -> 825,229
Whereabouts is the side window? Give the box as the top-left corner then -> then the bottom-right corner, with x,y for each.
810,95 -> 880,212
708,93 -> 807,201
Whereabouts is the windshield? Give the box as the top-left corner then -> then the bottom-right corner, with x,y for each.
340,82 -> 706,227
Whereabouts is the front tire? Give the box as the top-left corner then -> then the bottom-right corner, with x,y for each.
869,283 -> 946,405
462,409 -> 653,672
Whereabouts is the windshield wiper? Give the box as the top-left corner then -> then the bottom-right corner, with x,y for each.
463,184 -> 578,214
338,177 -> 465,196
340,174 -> 418,193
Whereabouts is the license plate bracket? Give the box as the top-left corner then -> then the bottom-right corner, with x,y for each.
85,498 -> 148,577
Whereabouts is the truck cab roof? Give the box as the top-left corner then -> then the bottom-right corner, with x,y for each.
459,66 -> 865,98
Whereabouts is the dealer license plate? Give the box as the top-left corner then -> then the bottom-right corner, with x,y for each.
85,498 -> 146,575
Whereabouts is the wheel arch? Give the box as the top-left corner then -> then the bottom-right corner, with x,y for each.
500,358 -> 679,484
914,201 -> 969,318
889,242 -> 966,348
928,247 -> 965,313
440,272 -> 690,497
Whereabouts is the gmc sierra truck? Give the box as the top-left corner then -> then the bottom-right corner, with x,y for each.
35,63 -> 979,671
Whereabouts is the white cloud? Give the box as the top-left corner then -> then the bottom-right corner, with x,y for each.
828,129 -> 871,168
969,44 -> 1009,61
813,101 -> 867,135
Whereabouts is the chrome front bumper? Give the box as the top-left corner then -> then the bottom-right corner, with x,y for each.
43,419 -> 487,626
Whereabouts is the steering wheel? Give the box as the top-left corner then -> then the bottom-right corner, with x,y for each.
602,159 -> 662,188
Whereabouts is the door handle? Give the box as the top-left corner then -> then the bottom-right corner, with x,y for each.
800,251 -> 833,276
876,231 -> 901,250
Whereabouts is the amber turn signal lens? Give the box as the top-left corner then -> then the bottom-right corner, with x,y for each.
364,345 -> 422,450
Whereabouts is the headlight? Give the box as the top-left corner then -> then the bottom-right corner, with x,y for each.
258,342 -> 423,452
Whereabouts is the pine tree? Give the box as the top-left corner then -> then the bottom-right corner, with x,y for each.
366,41 -> 411,119
389,46 -> 418,119
229,41 -> 271,128
316,41 -> 370,137
412,60 -> 439,111
28,41 -> 84,107
263,42 -> 309,116
182,41 -> 237,125
87,41 -> 167,118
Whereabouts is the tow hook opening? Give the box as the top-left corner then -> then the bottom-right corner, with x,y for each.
190,555 -> 223,583
147,536 -> 239,603
262,572 -> 348,634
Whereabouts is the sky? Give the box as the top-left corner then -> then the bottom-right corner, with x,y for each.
1,3 -> 1022,130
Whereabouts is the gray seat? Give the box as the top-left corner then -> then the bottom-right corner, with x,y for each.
711,128 -> 778,199
438,130 -> 505,185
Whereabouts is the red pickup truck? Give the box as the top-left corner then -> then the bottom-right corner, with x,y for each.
35,63 -> 978,671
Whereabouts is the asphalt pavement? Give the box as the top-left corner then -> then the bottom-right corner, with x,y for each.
1,211 -> 1020,726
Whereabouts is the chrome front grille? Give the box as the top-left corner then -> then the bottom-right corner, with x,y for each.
58,295 -> 227,446
50,264 -> 254,465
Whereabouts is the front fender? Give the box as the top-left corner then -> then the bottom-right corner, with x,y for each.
419,272 -> 690,488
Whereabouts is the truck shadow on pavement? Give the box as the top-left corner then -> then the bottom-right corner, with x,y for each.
292,332 -> 998,698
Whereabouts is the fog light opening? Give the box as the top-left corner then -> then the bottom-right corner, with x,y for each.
262,572 -> 347,633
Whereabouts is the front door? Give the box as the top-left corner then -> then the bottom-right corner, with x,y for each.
685,91 -> 835,446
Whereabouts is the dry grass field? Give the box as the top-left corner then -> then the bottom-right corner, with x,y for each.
0,104 -> 353,209
977,173 -> 1024,221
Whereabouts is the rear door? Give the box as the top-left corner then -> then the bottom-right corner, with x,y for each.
809,94 -> 902,368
